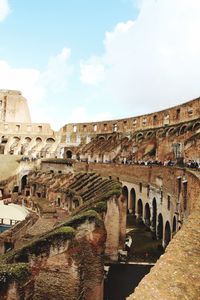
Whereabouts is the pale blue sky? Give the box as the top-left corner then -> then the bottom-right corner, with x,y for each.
1,0 -> 138,67
0,0 -> 200,129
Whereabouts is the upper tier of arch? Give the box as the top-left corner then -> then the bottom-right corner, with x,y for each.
62,97 -> 200,134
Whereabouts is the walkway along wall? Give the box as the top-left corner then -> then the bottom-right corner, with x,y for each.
75,162 -> 200,299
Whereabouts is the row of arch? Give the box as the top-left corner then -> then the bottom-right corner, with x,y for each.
1,136 -> 56,143
122,186 -> 177,247
1,136 -> 57,156
135,121 -> 200,142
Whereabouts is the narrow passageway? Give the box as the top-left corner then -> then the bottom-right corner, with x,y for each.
104,264 -> 152,300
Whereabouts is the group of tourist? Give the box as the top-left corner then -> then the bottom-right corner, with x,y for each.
184,160 -> 199,169
124,159 -> 200,169
81,157 -> 200,170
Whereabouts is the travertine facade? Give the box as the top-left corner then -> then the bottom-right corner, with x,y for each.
0,90 -> 31,123
0,90 -> 199,165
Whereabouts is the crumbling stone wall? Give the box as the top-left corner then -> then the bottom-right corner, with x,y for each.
0,211 -> 106,300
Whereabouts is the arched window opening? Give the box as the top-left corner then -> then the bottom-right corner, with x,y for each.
167,127 -> 176,136
144,203 -> 151,227
146,131 -> 153,139
179,125 -> 187,135
21,175 -> 27,191
157,213 -> 163,240
193,122 -> 200,132
164,221 -> 171,247
66,150 -> 72,159
122,186 -> 128,213
113,124 -> 118,132
152,198 -> 157,237
36,137 -> 42,143
137,133 -> 143,141
130,188 -> 136,215
46,138 -> 55,143
25,137 -> 31,143
172,216 -> 177,235
137,199 -> 143,219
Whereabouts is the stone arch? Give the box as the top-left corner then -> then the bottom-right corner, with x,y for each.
25,137 -> 31,142
9,137 -> 20,155
157,213 -> 163,240
21,137 -> 32,155
46,138 -> 55,143
157,129 -> 166,138
164,221 -> 171,247
21,175 -> 28,191
1,136 -> 8,143
13,136 -> 20,142
144,203 -> 151,226
98,136 -> 106,141
193,121 -> 200,132
36,137 -> 42,143
172,216 -> 177,234
136,132 -> 144,142
146,131 -> 154,139
122,185 -> 129,213
167,127 -> 176,136
66,150 -> 72,159
179,124 -> 188,135
152,198 -> 157,235
137,199 -> 143,219
130,188 -> 136,215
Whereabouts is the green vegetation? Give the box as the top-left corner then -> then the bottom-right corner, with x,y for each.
2,210 -> 102,264
63,209 -> 103,228
90,201 -> 107,213
99,186 -> 121,201
46,226 -> 75,239
0,263 -> 31,288
4,226 -> 75,264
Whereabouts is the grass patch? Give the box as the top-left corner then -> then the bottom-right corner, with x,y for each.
4,226 -> 75,263
0,263 -> 31,288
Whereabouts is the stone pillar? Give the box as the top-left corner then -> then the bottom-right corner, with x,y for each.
118,194 -> 127,249
105,195 -> 120,261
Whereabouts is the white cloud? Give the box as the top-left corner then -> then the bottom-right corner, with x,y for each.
80,57 -> 105,85
41,47 -> 73,92
0,60 -> 44,103
69,106 -> 112,123
0,47 -> 73,127
80,0 -> 200,114
0,0 -> 11,22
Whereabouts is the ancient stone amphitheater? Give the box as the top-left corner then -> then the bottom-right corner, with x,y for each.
0,89 -> 199,300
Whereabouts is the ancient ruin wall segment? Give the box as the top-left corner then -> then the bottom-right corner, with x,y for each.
62,97 -> 200,135
0,90 -> 31,124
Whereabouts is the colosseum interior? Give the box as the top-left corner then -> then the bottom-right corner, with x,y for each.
0,89 -> 199,300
